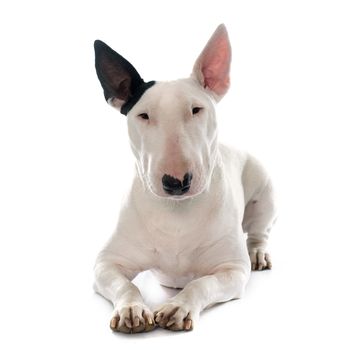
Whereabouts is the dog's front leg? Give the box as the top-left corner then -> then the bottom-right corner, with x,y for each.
94,252 -> 155,333
154,267 -> 248,331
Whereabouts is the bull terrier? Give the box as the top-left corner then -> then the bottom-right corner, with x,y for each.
93,24 -> 277,333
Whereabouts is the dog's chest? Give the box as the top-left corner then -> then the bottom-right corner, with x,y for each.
150,233 -> 199,288
147,214 -> 202,264
140,198 -> 208,259
142,196 -> 236,276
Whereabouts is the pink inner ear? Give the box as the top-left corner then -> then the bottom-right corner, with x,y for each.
194,25 -> 231,97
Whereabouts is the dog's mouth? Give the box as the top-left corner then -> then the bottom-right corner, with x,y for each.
144,174 -> 207,200
152,188 -> 203,200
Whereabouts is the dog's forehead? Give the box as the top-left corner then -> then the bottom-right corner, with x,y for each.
141,79 -> 209,110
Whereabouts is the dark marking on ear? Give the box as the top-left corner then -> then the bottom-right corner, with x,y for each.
94,40 -> 156,115
120,80 -> 155,115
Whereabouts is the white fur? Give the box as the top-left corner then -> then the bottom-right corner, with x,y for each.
94,24 -> 277,333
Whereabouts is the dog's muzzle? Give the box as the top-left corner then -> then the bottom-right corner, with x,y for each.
162,173 -> 193,196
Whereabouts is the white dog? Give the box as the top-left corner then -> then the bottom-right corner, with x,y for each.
93,24 -> 277,333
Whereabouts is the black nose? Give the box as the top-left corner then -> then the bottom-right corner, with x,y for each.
162,172 -> 193,195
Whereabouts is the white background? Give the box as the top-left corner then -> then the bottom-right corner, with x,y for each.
0,0 -> 349,349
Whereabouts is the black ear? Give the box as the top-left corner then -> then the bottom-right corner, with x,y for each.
94,40 -> 144,107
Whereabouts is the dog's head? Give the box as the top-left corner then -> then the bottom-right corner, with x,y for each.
94,24 -> 231,199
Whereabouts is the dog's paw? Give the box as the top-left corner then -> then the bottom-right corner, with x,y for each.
110,303 -> 155,333
249,247 -> 272,271
154,301 -> 198,331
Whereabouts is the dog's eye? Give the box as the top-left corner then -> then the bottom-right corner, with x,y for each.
138,113 -> 149,120
192,107 -> 202,115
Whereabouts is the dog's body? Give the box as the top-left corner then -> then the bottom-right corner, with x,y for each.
93,25 -> 277,333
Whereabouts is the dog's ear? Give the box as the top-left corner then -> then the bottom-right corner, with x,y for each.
94,40 -> 145,110
192,24 -> 231,101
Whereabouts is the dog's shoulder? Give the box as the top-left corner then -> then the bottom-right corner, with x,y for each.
218,143 -> 249,171
218,143 -> 269,202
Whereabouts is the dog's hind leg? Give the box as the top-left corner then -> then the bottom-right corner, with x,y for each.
243,179 -> 277,270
